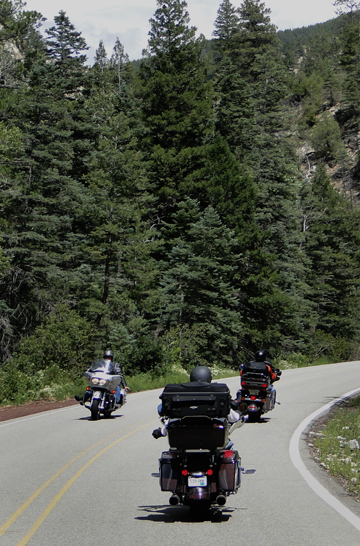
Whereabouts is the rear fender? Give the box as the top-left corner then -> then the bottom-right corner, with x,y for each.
186,486 -> 212,501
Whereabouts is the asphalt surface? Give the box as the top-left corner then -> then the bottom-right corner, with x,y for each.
1,362 -> 360,546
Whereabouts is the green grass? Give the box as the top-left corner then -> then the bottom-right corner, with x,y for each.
311,395 -> 360,500
0,364 -> 239,407
126,366 -> 239,393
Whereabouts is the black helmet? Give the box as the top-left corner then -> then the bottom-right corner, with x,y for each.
190,366 -> 212,383
104,349 -> 113,359
255,350 -> 267,362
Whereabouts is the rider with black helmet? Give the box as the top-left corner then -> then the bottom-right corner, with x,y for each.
255,350 -> 266,362
241,349 -> 281,383
189,365 -> 212,383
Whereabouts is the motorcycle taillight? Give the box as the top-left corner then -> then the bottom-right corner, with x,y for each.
241,381 -> 246,387
181,469 -> 188,476
250,395 -> 257,400
262,383 -> 268,388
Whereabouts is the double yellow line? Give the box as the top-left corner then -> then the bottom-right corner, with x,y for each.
0,419 -> 155,546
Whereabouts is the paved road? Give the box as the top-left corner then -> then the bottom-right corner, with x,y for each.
1,362 -> 360,546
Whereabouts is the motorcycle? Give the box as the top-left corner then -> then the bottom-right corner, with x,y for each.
156,381 -> 254,514
81,359 -> 126,420
236,361 -> 281,422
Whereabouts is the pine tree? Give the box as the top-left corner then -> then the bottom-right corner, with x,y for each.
110,37 -> 131,92
76,40 -> 156,354
139,0 -> 215,217
212,0 -> 310,355
300,163 -> 360,358
157,199 -> 243,367
0,11 -> 92,355
337,6 -> 360,112
80,100 -> 155,348
94,40 -> 108,74
212,0 -> 239,48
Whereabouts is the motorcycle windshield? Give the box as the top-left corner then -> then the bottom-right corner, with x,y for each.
88,359 -> 114,374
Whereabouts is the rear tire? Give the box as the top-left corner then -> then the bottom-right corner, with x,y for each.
90,399 -> 100,420
247,411 -> 260,423
189,501 -> 211,517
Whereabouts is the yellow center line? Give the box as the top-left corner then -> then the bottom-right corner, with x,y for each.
15,420 -> 154,546
0,418 -> 155,541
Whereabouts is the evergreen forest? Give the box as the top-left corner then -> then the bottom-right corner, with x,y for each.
1,0 -> 360,402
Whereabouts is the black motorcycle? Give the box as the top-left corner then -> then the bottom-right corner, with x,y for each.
156,381 -> 253,513
236,361 -> 281,422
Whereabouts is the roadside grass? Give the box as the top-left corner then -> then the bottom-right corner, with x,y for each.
310,395 -> 360,500
127,366 -> 239,393
0,352 -> 343,407
0,364 -> 240,407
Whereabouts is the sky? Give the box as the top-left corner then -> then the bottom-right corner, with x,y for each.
23,0 -> 339,62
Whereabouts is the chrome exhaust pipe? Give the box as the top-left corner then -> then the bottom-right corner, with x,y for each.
216,495 -> 227,506
169,494 -> 180,506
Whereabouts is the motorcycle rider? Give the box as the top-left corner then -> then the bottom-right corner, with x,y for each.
240,349 -> 281,383
103,349 -> 131,404
152,365 -> 244,440
75,349 -> 130,405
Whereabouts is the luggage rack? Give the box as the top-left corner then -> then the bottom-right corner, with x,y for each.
241,372 -> 270,389
241,361 -> 271,389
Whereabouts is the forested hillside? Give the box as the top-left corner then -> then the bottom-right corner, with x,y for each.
1,0 -> 360,401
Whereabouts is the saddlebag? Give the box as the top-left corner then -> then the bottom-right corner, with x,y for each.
218,449 -> 241,491
159,450 -> 180,491
160,382 -> 231,418
166,416 -> 229,450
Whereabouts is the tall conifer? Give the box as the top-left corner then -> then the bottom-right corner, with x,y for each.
0,11 -> 92,350
139,0 -> 215,217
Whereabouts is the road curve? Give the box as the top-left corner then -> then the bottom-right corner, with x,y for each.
0,361 -> 360,546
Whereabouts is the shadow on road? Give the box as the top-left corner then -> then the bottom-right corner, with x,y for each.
76,413 -> 126,421
136,504 -> 246,523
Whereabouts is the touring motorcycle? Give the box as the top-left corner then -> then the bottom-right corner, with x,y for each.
81,359 -> 126,420
236,361 -> 281,422
155,381 -> 254,513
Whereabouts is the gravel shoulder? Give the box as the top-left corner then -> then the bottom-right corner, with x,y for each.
0,398 -> 78,422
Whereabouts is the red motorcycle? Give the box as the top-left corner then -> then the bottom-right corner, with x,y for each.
236,361 -> 281,422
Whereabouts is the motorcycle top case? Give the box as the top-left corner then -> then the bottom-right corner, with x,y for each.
159,381 -> 231,418
242,361 -> 270,375
241,361 -> 271,387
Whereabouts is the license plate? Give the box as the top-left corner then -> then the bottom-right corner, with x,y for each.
249,390 -> 259,396
188,476 -> 207,487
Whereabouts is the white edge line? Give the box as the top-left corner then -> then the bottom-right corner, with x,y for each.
289,387 -> 360,532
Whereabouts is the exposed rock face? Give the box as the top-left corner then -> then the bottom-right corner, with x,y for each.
298,102 -> 360,201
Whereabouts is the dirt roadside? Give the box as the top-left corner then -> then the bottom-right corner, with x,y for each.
0,398 -> 78,422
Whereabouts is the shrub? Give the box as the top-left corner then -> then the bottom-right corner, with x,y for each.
12,305 -> 96,377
